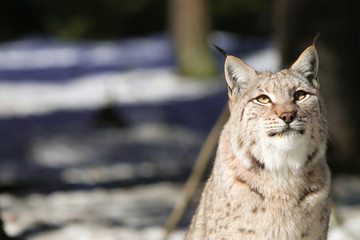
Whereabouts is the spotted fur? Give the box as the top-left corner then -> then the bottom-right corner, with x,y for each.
186,46 -> 331,240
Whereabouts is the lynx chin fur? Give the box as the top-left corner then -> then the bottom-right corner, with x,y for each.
186,45 -> 331,240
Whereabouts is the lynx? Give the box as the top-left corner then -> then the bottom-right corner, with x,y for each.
186,45 -> 331,240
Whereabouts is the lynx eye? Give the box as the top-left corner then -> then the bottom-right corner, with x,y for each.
294,90 -> 307,101
256,95 -> 271,104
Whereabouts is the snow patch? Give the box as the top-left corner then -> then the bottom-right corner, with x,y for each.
0,68 -> 223,117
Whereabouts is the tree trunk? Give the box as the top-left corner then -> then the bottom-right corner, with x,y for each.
168,0 -> 217,78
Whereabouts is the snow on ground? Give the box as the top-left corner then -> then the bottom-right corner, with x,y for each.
0,183 -> 186,240
0,69 -> 223,117
1,178 -> 360,240
0,34 -> 172,71
0,32 -> 279,118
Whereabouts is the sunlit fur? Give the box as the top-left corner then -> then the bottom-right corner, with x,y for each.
229,70 -> 327,175
186,46 -> 331,240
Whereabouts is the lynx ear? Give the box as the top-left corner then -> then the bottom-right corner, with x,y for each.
224,56 -> 257,94
290,46 -> 319,88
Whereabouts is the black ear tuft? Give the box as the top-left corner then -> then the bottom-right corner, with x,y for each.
212,44 -> 228,57
312,33 -> 321,46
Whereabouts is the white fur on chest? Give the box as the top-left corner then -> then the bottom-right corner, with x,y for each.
252,132 -> 310,174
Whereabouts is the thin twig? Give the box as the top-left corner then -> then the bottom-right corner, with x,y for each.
162,104 -> 229,240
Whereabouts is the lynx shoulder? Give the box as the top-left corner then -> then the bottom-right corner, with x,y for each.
186,46 -> 331,240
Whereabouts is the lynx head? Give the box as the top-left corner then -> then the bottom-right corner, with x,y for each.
221,46 -> 327,173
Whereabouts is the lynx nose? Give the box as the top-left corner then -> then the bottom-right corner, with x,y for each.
280,111 -> 296,124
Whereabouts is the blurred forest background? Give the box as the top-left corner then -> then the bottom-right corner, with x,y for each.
0,0 -> 360,239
